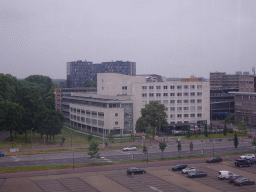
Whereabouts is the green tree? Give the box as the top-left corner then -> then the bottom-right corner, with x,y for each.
107,130 -> 114,146
190,141 -> 194,155
252,137 -> 256,153
135,101 -> 167,134
88,140 -> 100,159
83,81 -> 97,88
130,130 -> 135,143
224,115 -> 232,124
186,127 -> 192,138
237,121 -> 247,137
145,125 -> 156,140
234,131 -> 239,150
223,123 -> 228,136
0,100 -> 24,141
159,141 -> 167,159
204,125 -> 208,138
87,133 -> 93,143
177,141 -> 182,157
143,145 -> 147,154
25,75 -> 53,94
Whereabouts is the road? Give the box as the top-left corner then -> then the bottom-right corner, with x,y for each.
0,140 -> 255,167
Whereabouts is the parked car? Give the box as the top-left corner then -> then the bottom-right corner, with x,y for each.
250,158 -> 256,165
0,151 -> 4,157
127,167 -> 146,175
218,171 -> 233,180
188,170 -> 207,178
228,175 -> 246,183
206,157 -> 222,163
240,154 -> 255,160
182,167 -> 196,174
172,164 -> 188,171
233,178 -> 254,186
123,146 -> 136,151
234,159 -> 252,167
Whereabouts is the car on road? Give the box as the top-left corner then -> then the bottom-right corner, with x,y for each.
233,178 -> 254,186
218,171 -> 233,180
240,154 -> 255,159
123,146 -> 136,151
234,159 -> 252,167
188,170 -> 207,178
206,157 -> 222,163
127,167 -> 146,175
0,151 -> 4,157
228,175 -> 246,183
182,167 -> 196,174
172,164 -> 188,171
250,158 -> 256,164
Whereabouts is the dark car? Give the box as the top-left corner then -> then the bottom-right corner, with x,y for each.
234,159 -> 252,167
127,167 -> 146,175
188,170 -> 207,178
172,164 -> 188,171
250,158 -> 256,165
0,151 -> 4,157
228,175 -> 246,183
233,178 -> 254,186
206,157 -> 222,163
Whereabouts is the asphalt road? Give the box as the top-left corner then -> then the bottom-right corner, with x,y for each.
0,140 -> 255,167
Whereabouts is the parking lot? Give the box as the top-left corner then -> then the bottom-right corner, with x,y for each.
1,159 -> 256,192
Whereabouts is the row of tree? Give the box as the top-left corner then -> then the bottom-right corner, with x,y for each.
0,74 -> 64,142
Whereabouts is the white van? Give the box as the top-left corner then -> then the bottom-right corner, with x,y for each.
218,171 -> 233,180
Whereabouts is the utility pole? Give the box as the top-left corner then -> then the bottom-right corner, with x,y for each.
31,128 -> 33,151
44,135 -> 45,165
103,129 -> 104,150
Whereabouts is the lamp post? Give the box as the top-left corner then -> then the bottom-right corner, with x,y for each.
103,129 -> 105,150
31,128 -> 33,151
71,131 -> 72,148
43,135 -> 45,165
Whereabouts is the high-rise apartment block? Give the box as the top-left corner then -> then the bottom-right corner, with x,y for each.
67,60 -> 136,88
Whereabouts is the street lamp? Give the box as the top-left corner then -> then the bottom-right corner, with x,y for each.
31,128 -> 33,151
43,135 -> 45,165
103,128 -> 105,150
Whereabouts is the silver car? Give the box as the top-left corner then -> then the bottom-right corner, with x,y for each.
123,146 -> 136,151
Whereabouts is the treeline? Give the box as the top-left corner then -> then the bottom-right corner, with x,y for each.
0,74 -> 64,143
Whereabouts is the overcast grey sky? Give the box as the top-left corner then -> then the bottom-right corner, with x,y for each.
1,0 -> 256,79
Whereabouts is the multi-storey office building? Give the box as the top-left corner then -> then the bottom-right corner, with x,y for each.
64,73 -> 210,135
67,60 -> 136,88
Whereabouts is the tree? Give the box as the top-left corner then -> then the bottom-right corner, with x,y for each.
223,123 -> 228,136
130,130 -> 135,143
87,133 -> 93,143
190,141 -> 194,155
88,140 -> 100,159
107,130 -> 114,146
143,145 -> 147,154
234,131 -> 239,150
252,137 -> 256,152
0,100 -> 23,141
204,125 -> 208,138
145,125 -> 156,140
83,81 -> 97,88
159,141 -> 167,159
237,121 -> 247,137
186,127 -> 192,138
177,141 -> 182,157
135,101 -> 168,134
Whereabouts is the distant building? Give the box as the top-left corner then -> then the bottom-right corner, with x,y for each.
67,60 -> 136,88
210,72 -> 240,89
137,74 -> 163,82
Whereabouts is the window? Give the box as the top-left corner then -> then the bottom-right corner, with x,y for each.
177,85 -> 182,89
156,86 -> 161,89
177,107 -> 182,111
184,107 -> 189,111
92,111 -> 97,116
115,113 -> 118,116
163,93 -> 168,97
163,100 -> 168,104
86,110 -> 91,115
170,85 -> 175,89
190,106 -> 195,111
98,120 -> 104,126
156,100 -> 161,104
170,93 -> 175,97
81,110 -> 85,115
177,93 -> 182,96
197,92 -> 202,96
156,93 -> 161,97
163,86 -> 168,89
149,86 -> 154,90
184,85 -> 188,89
102,87 -> 104,90
184,100 -> 189,104
197,113 -> 202,117
115,121 -> 118,125
170,107 -> 175,111
197,106 -> 202,111
197,99 -> 202,103
177,114 -> 182,118
170,114 -> 175,119
98,112 -> 104,118
122,86 -> 127,90
197,85 -> 202,89
165,107 -> 168,111
190,114 -> 195,117
190,85 -> 195,89
92,119 -> 97,125
142,86 -> 147,90
86,118 -> 90,123
190,99 -> 195,103
184,114 -> 189,118
190,92 -> 195,96
184,92 -> 189,97
142,101 -> 147,106
177,100 -> 182,104
142,93 -> 147,98
149,93 -> 154,97
170,100 -> 175,104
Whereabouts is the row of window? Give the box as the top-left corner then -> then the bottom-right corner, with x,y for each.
168,113 -> 202,119
235,95 -> 256,99
70,115 -> 105,126
236,102 -> 256,107
142,92 -> 202,97
70,108 -> 104,118
165,106 -> 202,111
236,110 -> 256,114
142,99 -> 202,105
142,85 -> 202,90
